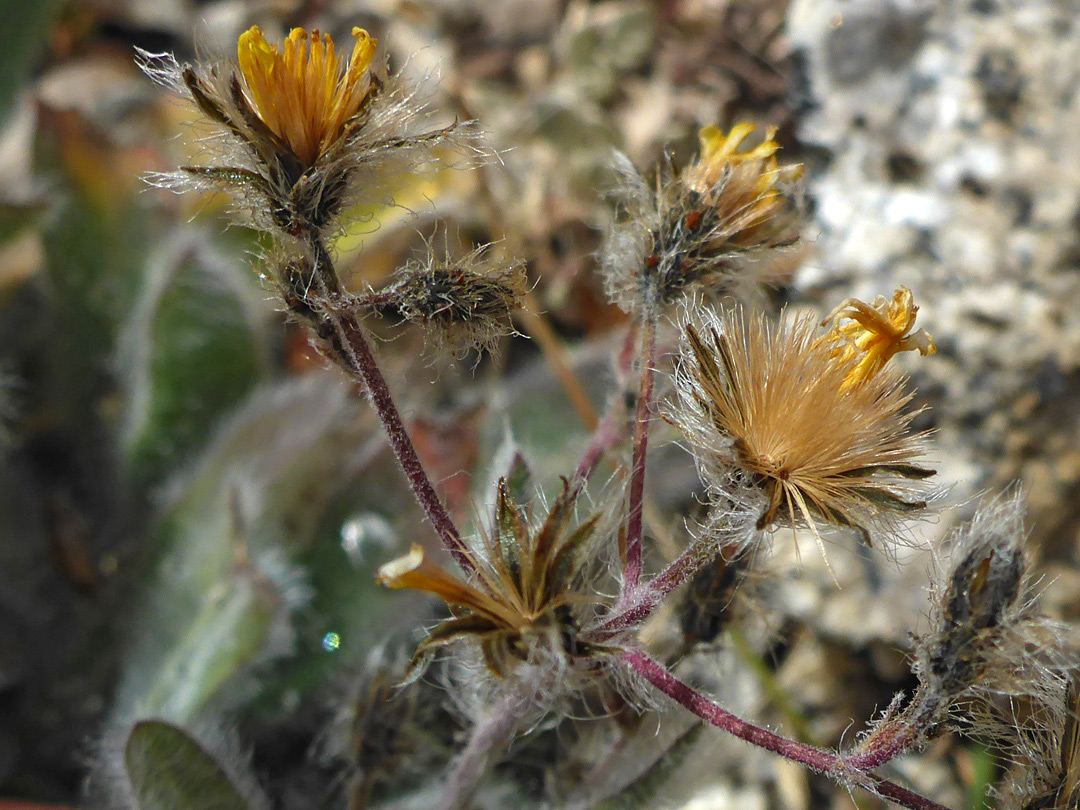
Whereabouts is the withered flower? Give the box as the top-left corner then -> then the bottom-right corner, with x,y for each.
819,287 -> 936,390
673,302 -> 934,547
903,495 -> 1079,809
602,123 -> 803,315
362,247 -> 528,357
377,479 -> 615,684
138,26 -> 459,237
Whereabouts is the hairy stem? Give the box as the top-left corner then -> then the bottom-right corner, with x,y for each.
622,650 -> 950,810
622,315 -> 657,596
570,322 -> 640,488
437,692 -> 524,810
302,238 -> 473,573
845,718 -> 920,771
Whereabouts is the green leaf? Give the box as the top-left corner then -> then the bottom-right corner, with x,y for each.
111,378 -> 386,722
118,235 -> 270,484
139,573 -> 277,722
124,720 -> 262,810
0,0 -> 59,124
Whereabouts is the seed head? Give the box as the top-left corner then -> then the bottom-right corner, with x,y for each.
602,123 -> 803,315
361,247 -> 528,358
377,479 -> 618,688
672,303 -> 934,548
907,494 -> 1079,808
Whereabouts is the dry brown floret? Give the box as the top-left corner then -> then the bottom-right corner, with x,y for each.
377,479 -> 617,685
673,303 -> 934,548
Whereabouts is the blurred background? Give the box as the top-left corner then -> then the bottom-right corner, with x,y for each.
2,0 -> 1080,808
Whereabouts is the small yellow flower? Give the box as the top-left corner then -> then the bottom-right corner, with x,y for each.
683,123 -> 803,247
819,287 -> 937,390
236,26 -> 378,167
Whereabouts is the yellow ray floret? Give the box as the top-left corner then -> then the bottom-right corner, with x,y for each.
684,123 -> 803,238
820,287 -> 937,390
237,26 -> 377,166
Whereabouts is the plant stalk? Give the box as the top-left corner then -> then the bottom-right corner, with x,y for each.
622,315 -> 657,596
621,650 -> 949,810
302,238 -> 473,574
437,692 -> 524,810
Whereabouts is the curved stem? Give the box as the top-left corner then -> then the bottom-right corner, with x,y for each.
589,532 -> 715,640
622,650 -> 950,810
570,322 -> 640,489
518,290 -> 598,430
299,238 -> 473,574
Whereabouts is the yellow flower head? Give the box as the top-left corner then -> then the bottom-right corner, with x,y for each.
819,287 -> 937,390
237,26 -> 378,167
683,123 -> 803,246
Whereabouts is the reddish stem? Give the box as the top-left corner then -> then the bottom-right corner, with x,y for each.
846,721 -> 919,771
622,316 -> 657,595
570,322 -> 643,490
332,310 -> 473,573
622,650 -> 950,810
590,533 -> 719,639
572,406 -> 626,486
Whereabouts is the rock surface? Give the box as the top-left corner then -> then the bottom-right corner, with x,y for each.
788,0 -> 1080,556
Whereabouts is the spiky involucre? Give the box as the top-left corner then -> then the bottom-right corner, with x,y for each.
673,305 -> 933,547
600,126 -> 802,317
364,248 -> 528,358
910,494 -> 1079,810
377,479 -> 620,697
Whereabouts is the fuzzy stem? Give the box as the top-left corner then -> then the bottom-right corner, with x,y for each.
572,405 -> 626,486
437,692 -> 524,810
622,315 -> 657,596
622,650 -> 950,810
302,238 -> 473,574
845,719 -> 920,771
332,313 -> 474,572
591,532 -> 718,639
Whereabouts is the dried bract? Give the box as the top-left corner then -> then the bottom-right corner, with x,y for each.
906,495 -> 1079,808
602,124 -> 802,315
138,26 -> 464,238
672,303 -> 934,548
362,247 -> 528,357
377,479 -> 618,693
913,495 -> 1070,717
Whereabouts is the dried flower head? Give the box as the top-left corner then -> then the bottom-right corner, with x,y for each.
905,494 -> 1079,808
673,303 -> 934,548
377,479 -> 617,686
361,246 -> 528,357
138,26 -> 463,237
602,123 -> 803,315
819,287 -> 937,390
913,494 -> 1071,716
